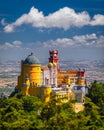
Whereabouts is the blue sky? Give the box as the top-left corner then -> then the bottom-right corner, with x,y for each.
0,0 -> 104,62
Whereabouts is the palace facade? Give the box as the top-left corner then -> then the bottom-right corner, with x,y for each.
16,50 -> 88,112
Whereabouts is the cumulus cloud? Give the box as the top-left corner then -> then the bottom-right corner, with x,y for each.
90,14 -> 104,26
0,34 -> 103,51
3,6 -> 104,33
44,7 -> 90,29
73,33 -> 97,45
0,40 -> 22,50
43,34 -> 104,48
43,38 -> 75,48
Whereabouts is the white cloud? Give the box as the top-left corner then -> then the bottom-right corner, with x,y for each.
4,24 -> 14,32
43,34 -> 104,48
4,7 -> 45,32
12,40 -> 22,47
0,34 -> 103,52
73,33 -> 97,45
4,6 -> 104,33
5,42 -> 14,48
90,14 -> 104,26
44,38 -> 75,48
1,18 -> 7,26
96,35 -> 104,47
44,7 -> 90,30
0,40 -> 22,50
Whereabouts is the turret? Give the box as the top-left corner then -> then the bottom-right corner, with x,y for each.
21,76 -> 30,96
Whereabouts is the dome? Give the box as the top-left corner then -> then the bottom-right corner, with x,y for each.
24,52 -> 40,64
48,62 -> 53,67
53,62 -> 57,67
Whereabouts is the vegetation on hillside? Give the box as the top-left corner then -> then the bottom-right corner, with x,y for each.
0,81 -> 104,130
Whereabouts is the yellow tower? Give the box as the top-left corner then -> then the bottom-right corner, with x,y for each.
16,53 -> 42,95
21,76 -> 30,96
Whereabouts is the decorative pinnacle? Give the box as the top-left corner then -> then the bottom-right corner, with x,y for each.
30,52 -> 34,55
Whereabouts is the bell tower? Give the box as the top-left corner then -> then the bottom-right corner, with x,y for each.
49,50 -> 59,70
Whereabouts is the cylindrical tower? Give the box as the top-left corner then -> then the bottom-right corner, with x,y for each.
21,77 -> 30,96
16,53 -> 42,96
23,52 -> 42,86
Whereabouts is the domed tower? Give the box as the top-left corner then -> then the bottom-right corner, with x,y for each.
49,50 -> 59,70
16,52 -> 42,95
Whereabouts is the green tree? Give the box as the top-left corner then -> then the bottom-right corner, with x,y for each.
22,96 -> 42,112
41,95 -> 81,130
87,81 -> 104,115
0,94 -> 43,130
84,97 -> 104,130
1,82 -> 104,130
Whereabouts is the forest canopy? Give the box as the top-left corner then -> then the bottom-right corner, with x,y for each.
0,81 -> 104,130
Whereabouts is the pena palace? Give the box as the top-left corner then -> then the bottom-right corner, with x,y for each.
16,50 -> 88,112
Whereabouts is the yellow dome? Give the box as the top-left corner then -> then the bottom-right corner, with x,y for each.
48,62 -> 53,67
53,62 -> 57,67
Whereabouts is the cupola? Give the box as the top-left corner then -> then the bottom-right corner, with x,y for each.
24,52 -> 40,64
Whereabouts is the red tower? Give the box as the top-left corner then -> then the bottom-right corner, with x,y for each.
78,68 -> 85,77
49,50 -> 59,70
